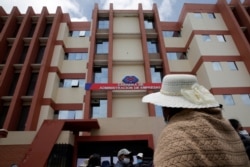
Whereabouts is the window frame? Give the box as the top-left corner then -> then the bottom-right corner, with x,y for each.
202,34 -> 211,42
241,94 -> 250,105
228,61 -> 238,71
217,35 -> 226,42
223,94 -> 235,106
212,62 -> 222,71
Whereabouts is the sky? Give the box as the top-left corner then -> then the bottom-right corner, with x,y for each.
0,0 -> 222,22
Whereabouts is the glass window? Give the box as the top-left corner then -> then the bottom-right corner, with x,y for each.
59,79 -> 85,88
65,53 -> 88,60
223,95 -> 235,105
150,66 -> 162,83
162,31 -> 181,37
217,35 -> 226,42
208,13 -> 216,19
147,39 -> 158,53
43,23 -> 52,37
70,31 -> 79,37
70,30 -> 90,37
26,72 -> 38,95
57,110 -> 83,120
94,67 -> 108,83
98,18 -> 109,29
144,20 -> 154,29
91,99 -> 107,118
212,62 -> 222,71
35,46 -> 46,63
241,94 -> 250,105
194,13 -> 202,18
202,35 -> 211,42
228,62 -> 238,71
8,72 -> 20,96
17,105 -> 30,131
96,39 -> 109,54
166,52 -> 187,60
155,105 -> 163,117
19,46 -> 29,64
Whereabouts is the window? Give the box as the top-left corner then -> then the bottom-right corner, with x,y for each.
59,79 -> 85,88
228,62 -> 238,71
0,106 -> 9,128
55,110 -> 83,120
166,52 -> 187,60
43,23 -> 52,37
12,23 -> 20,37
69,30 -> 90,37
27,23 -> 36,37
241,94 -> 250,105
64,53 -> 88,60
19,46 -> 29,64
155,105 -> 163,117
212,62 -> 222,71
202,35 -> 211,42
144,17 -> 154,29
8,72 -> 20,96
91,99 -> 107,118
17,105 -> 30,131
208,13 -> 216,19
94,67 -> 108,83
217,35 -> 226,42
150,66 -> 162,83
147,39 -> 158,53
0,18 -> 4,33
194,13 -> 202,18
35,46 -> 46,63
96,39 -> 109,54
26,72 -> 38,96
98,17 -> 109,29
162,31 -> 181,37
223,95 -> 235,105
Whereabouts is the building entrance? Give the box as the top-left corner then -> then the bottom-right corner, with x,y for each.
76,139 -> 154,167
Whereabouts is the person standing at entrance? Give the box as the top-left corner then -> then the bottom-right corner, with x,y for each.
142,74 -> 250,166
115,148 -> 132,167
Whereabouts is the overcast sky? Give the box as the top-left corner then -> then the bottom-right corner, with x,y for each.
0,0 -> 222,22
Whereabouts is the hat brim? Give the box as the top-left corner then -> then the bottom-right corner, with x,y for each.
142,92 -> 219,109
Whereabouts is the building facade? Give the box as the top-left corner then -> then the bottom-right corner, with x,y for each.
0,0 -> 250,166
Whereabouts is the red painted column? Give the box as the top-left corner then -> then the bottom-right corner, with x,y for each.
107,4 -> 114,118
84,4 -> 98,120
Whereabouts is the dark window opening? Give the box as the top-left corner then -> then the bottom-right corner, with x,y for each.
43,23 -> 52,37
19,46 -> 29,64
26,73 -> 38,96
35,46 -> 45,63
0,106 -> 9,128
16,105 -> 30,131
8,73 -> 20,96
27,23 -> 36,37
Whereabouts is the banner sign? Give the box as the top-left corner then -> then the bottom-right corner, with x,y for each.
85,83 -> 161,90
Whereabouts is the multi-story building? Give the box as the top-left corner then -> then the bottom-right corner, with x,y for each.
0,0 -> 250,166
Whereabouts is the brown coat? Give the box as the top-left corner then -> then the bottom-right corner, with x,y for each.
154,109 -> 250,167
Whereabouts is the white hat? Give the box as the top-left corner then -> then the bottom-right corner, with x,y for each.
137,153 -> 143,158
142,74 -> 219,108
117,148 -> 131,157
